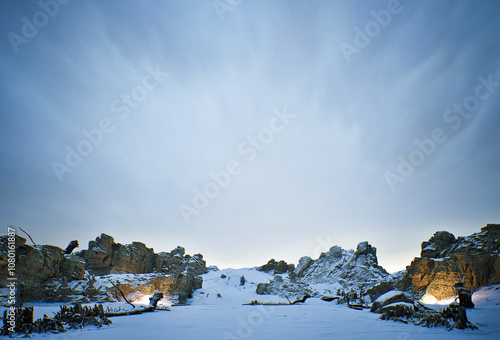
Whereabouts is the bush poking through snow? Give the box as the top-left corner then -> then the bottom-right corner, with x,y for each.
380,304 -> 478,330
1,304 -> 111,336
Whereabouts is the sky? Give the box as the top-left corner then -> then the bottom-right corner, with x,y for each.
0,0 -> 499,273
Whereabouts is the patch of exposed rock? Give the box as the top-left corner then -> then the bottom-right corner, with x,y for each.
400,224 -> 500,299
257,259 -> 295,275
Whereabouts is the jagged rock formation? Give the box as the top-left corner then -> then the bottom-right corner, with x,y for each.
257,259 -> 295,275
255,241 -> 394,302
76,234 -> 156,275
0,234 -> 207,304
294,242 -> 389,289
400,224 -> 500,299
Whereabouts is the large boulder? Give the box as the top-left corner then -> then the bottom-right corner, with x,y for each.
366,281 -> 395,302
370,290 -> 414,313
421,231 -> 456,258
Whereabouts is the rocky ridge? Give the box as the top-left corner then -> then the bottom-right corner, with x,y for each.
0,234 -> 207,305
1,224 -> 499,306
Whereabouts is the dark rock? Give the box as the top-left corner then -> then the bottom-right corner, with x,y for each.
321,296 -> 338,302
171,246 -> 185,257
240,275 -> 246,286
257,259 -> 294,274
370,290 -> 414,313
173,272 -> 202,304
185,254 -> 207,275
456,287 -> 474,308
421,231 -> 456,258
355,241 -> 377,258
256,283 -> 269,295
85,234 -> 114,271
60,255 -> 86,280
64,240 -> 79,254
366,281 -> 395,302
294,256 -> 314,277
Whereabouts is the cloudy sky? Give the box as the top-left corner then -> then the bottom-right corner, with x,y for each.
1,0 -> 499,272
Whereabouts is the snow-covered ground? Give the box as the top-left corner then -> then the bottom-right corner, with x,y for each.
2,269 -> 499,339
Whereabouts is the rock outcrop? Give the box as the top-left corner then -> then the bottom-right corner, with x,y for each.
256,274 -> 316,299
77,234 -> 156,275
0,233 -> 208,305
400,224 -> 500,299
255,241 -> 393,302
294,242 -> 389,290
0,235 -> 86,303
257,259 -> 295,275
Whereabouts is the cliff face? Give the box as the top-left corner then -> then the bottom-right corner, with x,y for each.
401,224 -> 500,299
0,235 -> 86,302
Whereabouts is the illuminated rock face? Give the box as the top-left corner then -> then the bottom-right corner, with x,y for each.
401,224 -> 500,299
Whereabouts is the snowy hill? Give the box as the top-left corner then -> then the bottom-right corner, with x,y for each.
190,268 -> 287,305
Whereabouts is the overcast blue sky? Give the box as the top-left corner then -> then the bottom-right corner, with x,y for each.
1,0 -> 499,272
